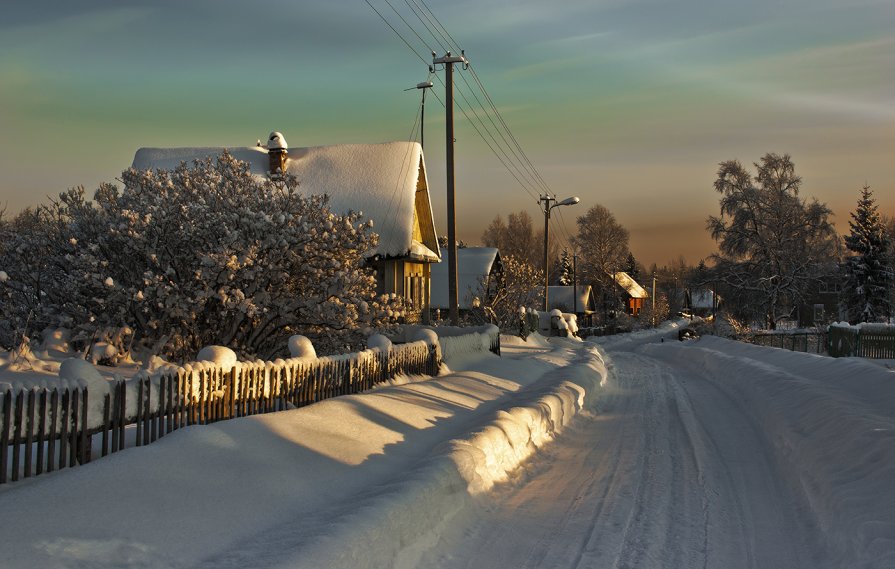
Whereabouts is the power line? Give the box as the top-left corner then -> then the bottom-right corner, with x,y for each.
366,0 -> 561,214
413,0 -> 463,53
402,0 -> 449,54
364,0 -> 430,65
382,0 -> 436,55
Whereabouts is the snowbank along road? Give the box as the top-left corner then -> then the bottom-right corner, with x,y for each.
418,328 -> 895,569
1,327 -> 893,568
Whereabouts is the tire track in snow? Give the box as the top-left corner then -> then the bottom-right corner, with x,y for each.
418,342 -> 833,569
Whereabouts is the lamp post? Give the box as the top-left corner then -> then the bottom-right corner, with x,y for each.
405,76 -> 434,149
539,195 -> 580,312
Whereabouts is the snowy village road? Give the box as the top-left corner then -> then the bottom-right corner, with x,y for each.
418,345 -> 830,569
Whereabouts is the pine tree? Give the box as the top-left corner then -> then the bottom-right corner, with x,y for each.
625,252 -> 640,280
558,248 -> 574,285
842,184 -> 893,323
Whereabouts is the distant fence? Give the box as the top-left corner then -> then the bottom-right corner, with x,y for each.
827,325 -> 895,358
740,331 -> 828,354
1,329 -> 499,485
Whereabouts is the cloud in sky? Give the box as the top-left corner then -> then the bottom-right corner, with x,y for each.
1,0 -> 892,266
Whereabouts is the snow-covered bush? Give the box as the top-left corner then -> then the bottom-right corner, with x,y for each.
475,255 -> 543,331
0,207 -> 74,349
287,335 -> 316,359
4,152 -> 402,360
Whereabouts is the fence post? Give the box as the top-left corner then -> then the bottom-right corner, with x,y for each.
24,390 -> 35,478
1,390 -> 10,484
12,391 -> 23,481
47,389 -> 58,472
79,388 -> 89,464
36,390 -> 47,475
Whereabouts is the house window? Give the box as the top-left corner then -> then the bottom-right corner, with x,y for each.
813,304 -> 825,323
406,274 -> 424,308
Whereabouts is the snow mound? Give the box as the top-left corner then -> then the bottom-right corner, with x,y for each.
366,334 -> 392,352
410,328 -> 438,347
288,335 -> 317,359
59,358 -> 105,389
89,342 -> 117,365
294,344 -> 606,568
196,346 -> 238,372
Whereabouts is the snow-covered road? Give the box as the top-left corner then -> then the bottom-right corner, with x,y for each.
2,327 -> 893,568
420,346 -> 830,568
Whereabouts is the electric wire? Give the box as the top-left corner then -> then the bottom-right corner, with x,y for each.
402,0 -> 450,54
381,96 -> 424,243
364,0 -> 430,65
382,0 -> 437,56
449,75 -> 542,200
366,0 -> 575,244
413,0 -> 463,54
455,67 -> 545,198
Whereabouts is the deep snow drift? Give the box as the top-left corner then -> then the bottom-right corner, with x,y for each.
0,335 -> 603,569
1,326 -> 894,568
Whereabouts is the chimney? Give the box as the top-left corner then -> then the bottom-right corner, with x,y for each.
267,131 -> 288,177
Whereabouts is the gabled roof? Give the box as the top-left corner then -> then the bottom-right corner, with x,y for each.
132,141 -> 439,261
430,247 -> 501,310
547,285 -> 595,314
612,271 -> 649,299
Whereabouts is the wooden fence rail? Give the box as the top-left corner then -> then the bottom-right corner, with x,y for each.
1,339 -> 453,485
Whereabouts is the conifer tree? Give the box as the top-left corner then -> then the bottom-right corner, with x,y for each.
842,184 -> 893,323
558,248 -> 574,285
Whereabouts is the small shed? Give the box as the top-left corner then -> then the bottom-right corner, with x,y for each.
430,247 -> 503,311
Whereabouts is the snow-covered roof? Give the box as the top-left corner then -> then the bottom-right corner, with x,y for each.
547,285 -> 595,314
690,289 -> 719,309
430,247 -> 501,310
612,271 -> 649,299
132,141 -> 439,261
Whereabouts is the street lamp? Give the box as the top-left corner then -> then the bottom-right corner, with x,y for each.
539,194 -> 580,312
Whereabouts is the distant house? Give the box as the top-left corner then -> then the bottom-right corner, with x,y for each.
547,285 -> 597,326
132,133 -> 441,311
686,288 -> 720,317
430,247 -> 503,311
797,273 -> 841,326
611,271 -> 649,316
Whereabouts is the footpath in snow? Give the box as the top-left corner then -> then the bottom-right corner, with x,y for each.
0,334 -> 602,569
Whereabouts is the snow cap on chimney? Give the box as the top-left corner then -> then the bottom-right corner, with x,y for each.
268,131 -> 287,150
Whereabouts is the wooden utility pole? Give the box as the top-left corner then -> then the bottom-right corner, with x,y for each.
540,195 -> 555,312
573,253 -> 578,314
434,51 -> 466,325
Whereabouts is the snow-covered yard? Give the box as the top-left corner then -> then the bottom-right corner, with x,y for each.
1,325 -> 894,568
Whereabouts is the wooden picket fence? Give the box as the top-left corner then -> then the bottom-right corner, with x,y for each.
0,340 -> 440,485
827,325 -> 895,358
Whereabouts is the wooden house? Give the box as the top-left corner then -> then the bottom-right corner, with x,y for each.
611,271 -> 649,316
132,133 -> 441,310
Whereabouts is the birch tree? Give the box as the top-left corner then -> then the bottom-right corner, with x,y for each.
707,153 -> 839,328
